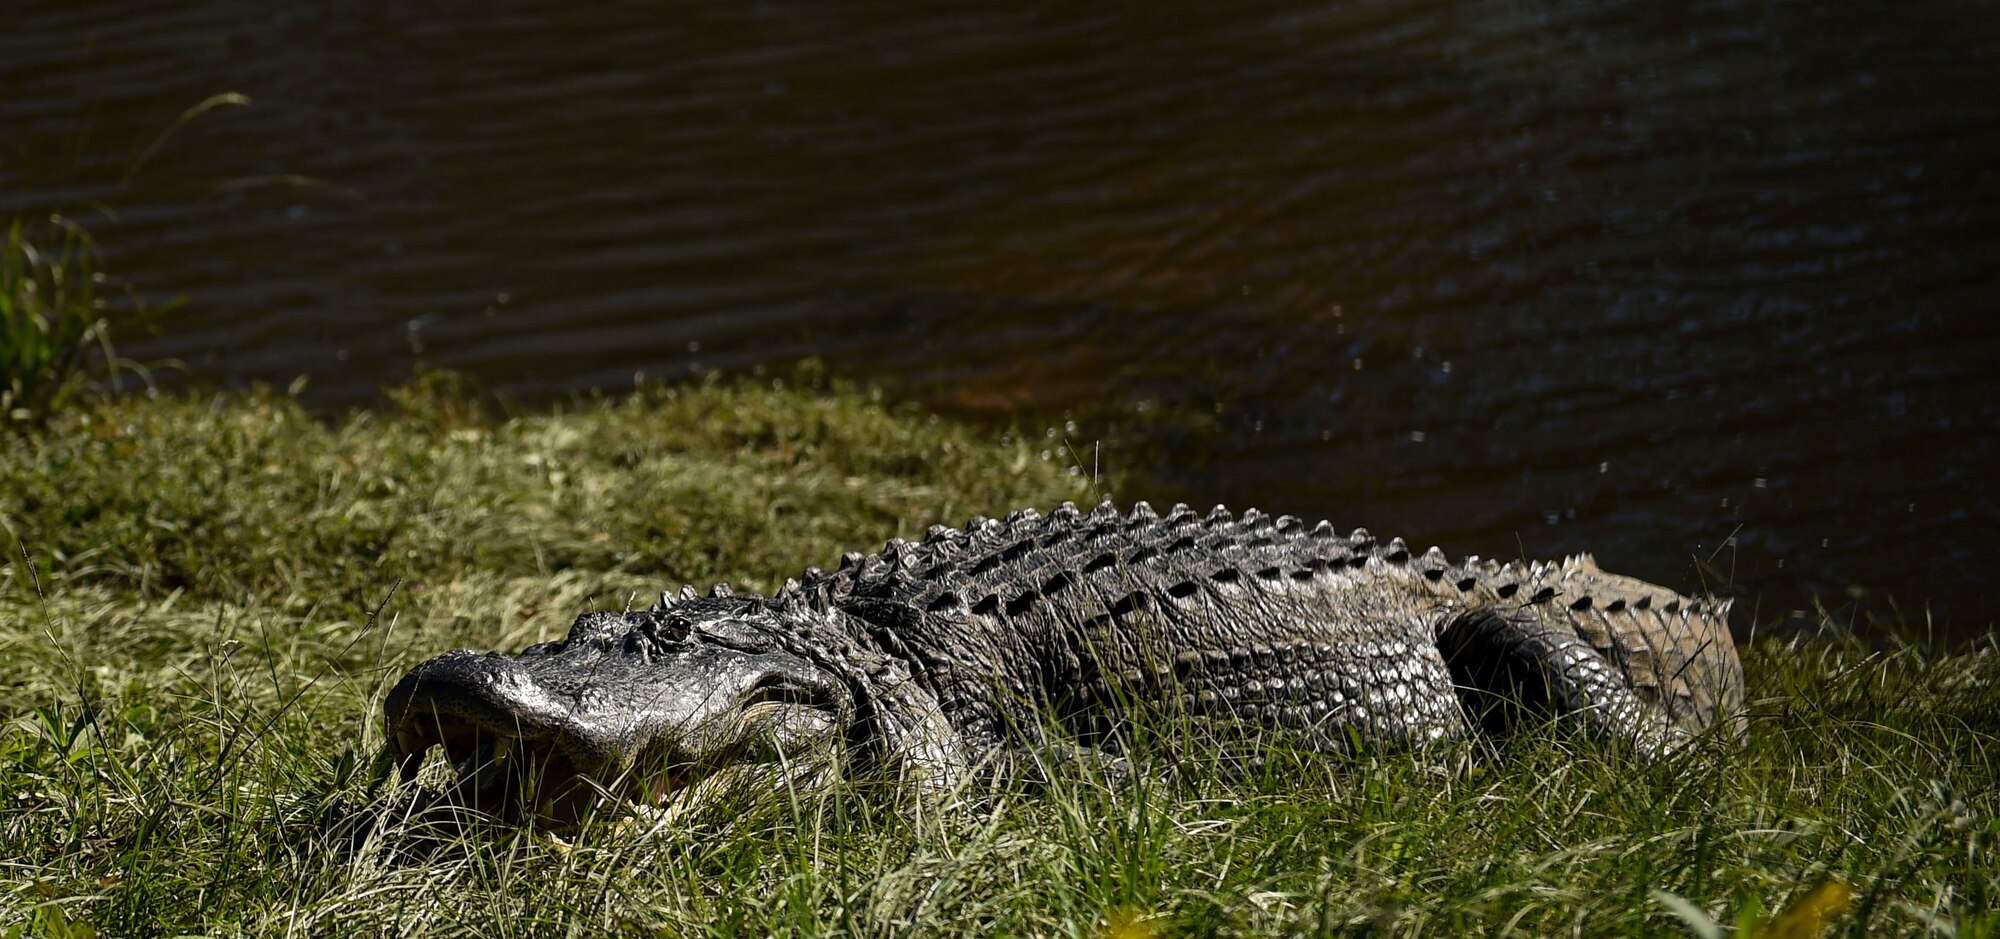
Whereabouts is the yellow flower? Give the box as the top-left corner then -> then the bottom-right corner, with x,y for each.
1749,878 -> 1852,939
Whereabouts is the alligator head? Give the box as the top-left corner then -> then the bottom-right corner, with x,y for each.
383,597 -> 853,826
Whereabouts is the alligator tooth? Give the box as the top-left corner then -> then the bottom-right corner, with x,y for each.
539,829 -> 575,855
397,750 -> 424,783
394,729 -> 428,782
490,736 -> 515,764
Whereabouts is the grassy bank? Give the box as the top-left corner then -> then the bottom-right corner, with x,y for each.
1,380 -> 1992,937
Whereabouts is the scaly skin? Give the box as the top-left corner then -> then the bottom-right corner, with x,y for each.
384,501 -> 1744,822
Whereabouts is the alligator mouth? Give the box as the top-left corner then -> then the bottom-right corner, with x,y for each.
389,700 -> 836,828
391,713 -> 623,827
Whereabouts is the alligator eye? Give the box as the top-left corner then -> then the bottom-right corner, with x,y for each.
647,613 -> 693,644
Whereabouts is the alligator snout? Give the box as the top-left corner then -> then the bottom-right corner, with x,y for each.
383,626 -> 851,826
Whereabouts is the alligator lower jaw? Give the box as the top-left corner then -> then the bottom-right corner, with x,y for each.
390,714 -> 670,828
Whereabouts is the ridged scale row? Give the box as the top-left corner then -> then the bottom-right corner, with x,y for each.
755,500 -> 1720,629
655,500 -> 1741,750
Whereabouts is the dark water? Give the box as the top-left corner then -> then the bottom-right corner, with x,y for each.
5,1 -> 1997,636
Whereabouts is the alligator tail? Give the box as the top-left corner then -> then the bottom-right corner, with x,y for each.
1439,554 -> 1746,756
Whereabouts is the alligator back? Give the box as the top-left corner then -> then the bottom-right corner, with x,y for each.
803,501 -> 1744,759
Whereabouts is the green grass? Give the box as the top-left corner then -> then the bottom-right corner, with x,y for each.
1,378 -> 1993,937
0,217 -> 170,430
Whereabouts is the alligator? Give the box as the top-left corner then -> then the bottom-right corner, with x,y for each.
384,501 -> 1745,825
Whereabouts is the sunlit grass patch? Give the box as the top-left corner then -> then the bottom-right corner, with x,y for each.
0,381 -> 1993,937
